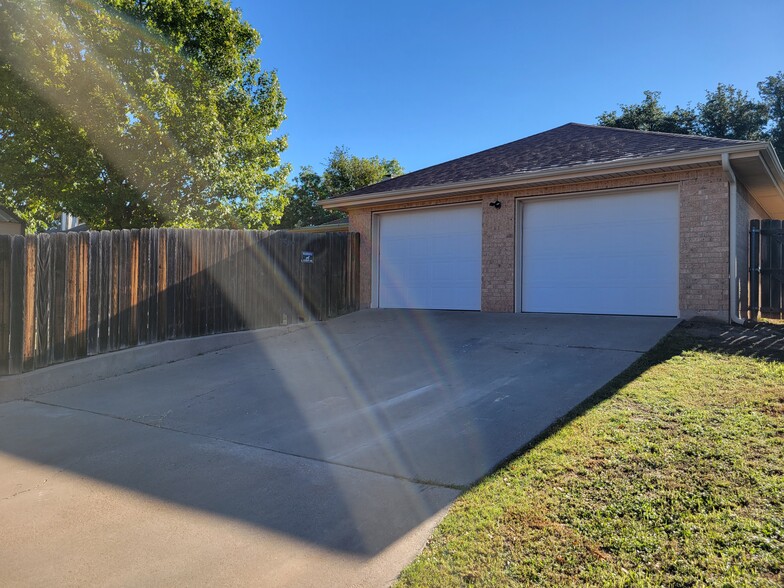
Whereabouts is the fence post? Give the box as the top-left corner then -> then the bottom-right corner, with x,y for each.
749,219 -> 760,320
0,236 -> 11,375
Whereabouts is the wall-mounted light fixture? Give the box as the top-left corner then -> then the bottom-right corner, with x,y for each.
489,199 -> 502,209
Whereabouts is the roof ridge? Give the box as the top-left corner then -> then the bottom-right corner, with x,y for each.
567,122 -> 765,145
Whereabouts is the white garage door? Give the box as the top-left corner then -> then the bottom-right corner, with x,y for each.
377,205 -> 481,310
521,188 -> 679,316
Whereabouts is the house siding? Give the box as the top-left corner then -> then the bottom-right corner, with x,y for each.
348,164 -> 743,319
0,221 -> 23,236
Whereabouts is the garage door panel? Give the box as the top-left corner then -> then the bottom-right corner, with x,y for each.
430,235 -> 452,257
524,285 -> 675,316
378,206 -> 481,310
525,194 -> 677,225
528,220 -> 675,250
522,189 -> 678,317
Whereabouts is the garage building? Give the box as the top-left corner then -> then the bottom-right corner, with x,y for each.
323,123 -> 784,321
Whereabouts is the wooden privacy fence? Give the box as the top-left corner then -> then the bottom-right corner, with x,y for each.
0,229 -> 359,376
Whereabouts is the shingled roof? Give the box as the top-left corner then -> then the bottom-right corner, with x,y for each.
0,205 -> 23,224
334,123 -> 763,199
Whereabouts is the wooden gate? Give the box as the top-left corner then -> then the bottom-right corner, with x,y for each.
749,219 -> 784,318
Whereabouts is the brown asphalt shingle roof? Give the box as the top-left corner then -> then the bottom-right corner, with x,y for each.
334,123 -> 762,199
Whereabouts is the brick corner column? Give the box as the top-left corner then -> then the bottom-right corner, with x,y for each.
348,209 -> 372,309
481,194 -> 516,312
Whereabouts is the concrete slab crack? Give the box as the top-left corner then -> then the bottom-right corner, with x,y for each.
2,471 -> 61,501
509,340 -> 646,354
24,398 -> 467,492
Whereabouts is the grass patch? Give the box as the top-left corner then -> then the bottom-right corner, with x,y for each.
397,326 -> 784,587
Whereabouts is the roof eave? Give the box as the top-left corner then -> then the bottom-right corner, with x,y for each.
286,223 -> 348,233
761,143 -> 784,195
0,205 -> 25,225
322,143 -> 767,210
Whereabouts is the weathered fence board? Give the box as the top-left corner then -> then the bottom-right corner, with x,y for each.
65,233 -> 78,362
51,234 -> 64,363
0,229 -> 359,375
35,234 -> 52,369
8,236 -> 24,374
0,238 -> 9,376
97,231 -> 109,355
22,237 -> 36,372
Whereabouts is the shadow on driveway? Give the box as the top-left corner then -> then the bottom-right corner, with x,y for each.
0,310 -> 678,582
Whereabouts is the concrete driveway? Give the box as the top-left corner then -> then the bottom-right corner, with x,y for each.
0,310 -> 677,586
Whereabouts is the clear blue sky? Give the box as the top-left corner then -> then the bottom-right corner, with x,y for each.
233,0 -> 784,176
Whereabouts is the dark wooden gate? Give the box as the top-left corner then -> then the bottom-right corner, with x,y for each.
749,219 -> 784,318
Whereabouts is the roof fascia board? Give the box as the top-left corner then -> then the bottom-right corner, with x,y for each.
287,225 -> 348,233
759,145 -> 784,199
323,143 -> 764,209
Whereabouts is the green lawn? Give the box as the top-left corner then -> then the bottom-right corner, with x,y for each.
397,325 -> 784,587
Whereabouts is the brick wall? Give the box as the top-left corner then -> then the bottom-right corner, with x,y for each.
347,209 -> 372,308
347,164 -> 736,318
678,168 -> 729,319
481,194 -> 516,311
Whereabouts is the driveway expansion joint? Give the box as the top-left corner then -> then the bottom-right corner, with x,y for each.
24,398 -> 467,492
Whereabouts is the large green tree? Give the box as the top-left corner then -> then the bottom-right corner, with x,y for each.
758,72 -> 784,163
277,147 -> 403,229
276,167 -> 333,229
696,83 -> 769,141
598,77 -> 784,163
0,0 -> 288,231
320,146 -> 404,197
597,90 -> 697,134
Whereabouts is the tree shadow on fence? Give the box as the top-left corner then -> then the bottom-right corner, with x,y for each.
0,229 -> 359,376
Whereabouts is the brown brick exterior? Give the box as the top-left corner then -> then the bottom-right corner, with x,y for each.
481,194 -> 516,311
348,208 -> 372,308
678,168 -> 729,319
347,164 -> 737,319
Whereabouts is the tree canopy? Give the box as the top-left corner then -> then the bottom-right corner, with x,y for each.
759,73 -> 784,161
277,147 -> 403,229
597,90 -> 697,135
0,0 -> 288,231
697,83 -> 769,141
598,75 -> 784,163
